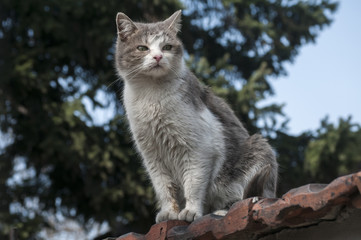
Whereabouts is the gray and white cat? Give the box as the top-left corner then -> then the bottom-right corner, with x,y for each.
114,10 -> 278,223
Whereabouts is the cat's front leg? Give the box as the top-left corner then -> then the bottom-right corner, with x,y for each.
156,207 -> 178,223
146,166 -> 180,223
155,182 -> 179,223
178,160 -> 210,222
178,198 -> 203,222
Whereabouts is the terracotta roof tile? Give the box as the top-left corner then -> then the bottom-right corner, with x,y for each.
115,171 -> 361,240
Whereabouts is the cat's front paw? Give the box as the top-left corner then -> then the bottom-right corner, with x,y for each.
178,208 -> 202,222
156,209 -> 179,223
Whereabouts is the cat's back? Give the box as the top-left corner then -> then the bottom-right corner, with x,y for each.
182,70 -> 249,139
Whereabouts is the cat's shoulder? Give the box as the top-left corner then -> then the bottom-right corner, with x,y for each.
179,69 -> 212,109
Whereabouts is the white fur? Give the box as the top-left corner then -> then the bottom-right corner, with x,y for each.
123,64 -> 228,221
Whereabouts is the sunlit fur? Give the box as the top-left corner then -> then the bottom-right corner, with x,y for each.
115,10 -> 278,223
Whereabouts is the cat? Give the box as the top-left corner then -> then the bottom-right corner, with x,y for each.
114,10 -> 278,223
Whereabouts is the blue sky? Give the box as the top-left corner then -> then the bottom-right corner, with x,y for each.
265,1 -> 361,135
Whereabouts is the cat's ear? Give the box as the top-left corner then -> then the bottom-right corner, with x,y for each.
116,12 -> 138,41
164,10 -> 182,34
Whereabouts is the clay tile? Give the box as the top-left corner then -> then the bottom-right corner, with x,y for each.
352,195 -> 361,209
146,220 -> 188,240
352,171 -> 361,193
282,184 -> 328,200
116,171 -> 361,240
116,232 -> 145,240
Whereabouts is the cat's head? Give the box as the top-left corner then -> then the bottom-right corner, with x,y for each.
115,10 -> 184,81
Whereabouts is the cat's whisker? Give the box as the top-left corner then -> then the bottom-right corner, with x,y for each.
124,66 -> 143,81
125,70 -> 143,82
106,79 -> 121,89
125,66 -> 142,77
169,66 -> 182,79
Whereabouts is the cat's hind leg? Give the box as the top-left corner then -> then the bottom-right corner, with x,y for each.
242,134 -> 278,198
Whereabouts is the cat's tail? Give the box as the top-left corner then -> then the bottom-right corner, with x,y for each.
242,134 -> 278,199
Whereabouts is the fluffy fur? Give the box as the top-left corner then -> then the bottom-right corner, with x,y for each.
114,10 -> 278,223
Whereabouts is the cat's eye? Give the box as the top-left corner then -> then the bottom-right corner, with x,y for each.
137,45 -> 149,51
162,45 -> 173,51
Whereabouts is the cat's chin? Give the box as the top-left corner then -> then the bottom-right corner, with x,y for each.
147,65 -> 170,77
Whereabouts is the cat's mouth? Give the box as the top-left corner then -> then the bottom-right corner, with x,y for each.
149,63 -> 164,71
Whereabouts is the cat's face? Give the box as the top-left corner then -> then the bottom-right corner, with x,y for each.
115,11 -> 184,80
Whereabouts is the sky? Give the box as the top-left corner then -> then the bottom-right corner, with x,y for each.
265,0 -> 361,135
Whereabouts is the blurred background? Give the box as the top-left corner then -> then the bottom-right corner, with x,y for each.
1,0 -> 360,239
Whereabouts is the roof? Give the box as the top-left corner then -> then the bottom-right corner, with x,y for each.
115,171 -> 361,240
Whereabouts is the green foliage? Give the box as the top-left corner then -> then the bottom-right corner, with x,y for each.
274,117 -> 361,194
305,117 -> 361,183
271,131 -> 313,194
2,0 -> 357,239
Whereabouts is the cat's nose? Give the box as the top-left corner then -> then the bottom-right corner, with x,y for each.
153,55 -> 163,63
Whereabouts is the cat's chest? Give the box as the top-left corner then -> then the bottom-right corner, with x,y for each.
123,84 -> 194,140
123,82 -> 225,165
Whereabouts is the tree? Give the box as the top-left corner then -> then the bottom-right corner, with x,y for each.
305,117 -> 361,183
0,0 -> 340,239
271,131 -> 313,195
182,0 -> 338,133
